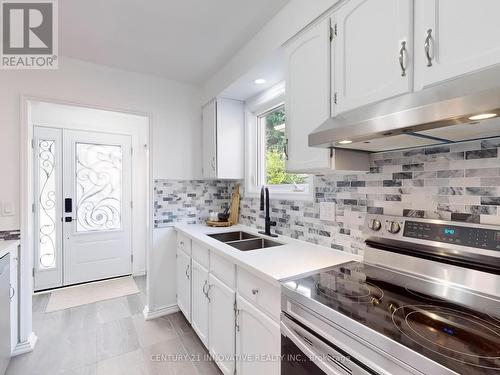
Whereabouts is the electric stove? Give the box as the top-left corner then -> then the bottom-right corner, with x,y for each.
281,215 -> 500,375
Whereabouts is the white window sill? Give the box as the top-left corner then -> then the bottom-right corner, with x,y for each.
244,191 -> 314,202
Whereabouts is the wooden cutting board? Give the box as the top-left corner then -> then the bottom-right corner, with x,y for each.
206,184 -> 240,227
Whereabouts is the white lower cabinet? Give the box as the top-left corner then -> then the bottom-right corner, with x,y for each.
176,247 -> 191,323
208,273 -> 236,375
236,295 -> 280,375
191,259 -> 209,347
10,248 -> 19,353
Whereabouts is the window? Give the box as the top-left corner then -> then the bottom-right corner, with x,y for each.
245,82 -> 313,199
257,105 -> 308,190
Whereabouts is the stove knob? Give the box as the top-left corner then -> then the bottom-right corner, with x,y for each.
368,219 -> 382,231
386,221 -> 401,234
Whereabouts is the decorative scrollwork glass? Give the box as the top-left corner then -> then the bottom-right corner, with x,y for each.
76,143 -> 122,232
38,140 -> 57,269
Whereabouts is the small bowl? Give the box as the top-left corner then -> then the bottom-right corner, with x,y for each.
218,213 -> 230,222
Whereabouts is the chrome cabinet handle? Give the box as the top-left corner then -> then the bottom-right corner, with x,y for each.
424,29 -> 433,67
202,280 -> 208,297
251,288 -> 259,295
185,264 -> 190,280
10,286 -> 15,300
206,284 -> 212,303
399,41 -> 407,77
284,139 -> 289,160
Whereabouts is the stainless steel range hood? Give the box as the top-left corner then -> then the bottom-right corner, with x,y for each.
309,67 -> 500,152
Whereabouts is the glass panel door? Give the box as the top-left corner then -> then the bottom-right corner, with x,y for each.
75,143 -> 123,232
34,127 -> 63,290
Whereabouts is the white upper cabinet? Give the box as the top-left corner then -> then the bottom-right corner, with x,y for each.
333,0 -> 413,113
202,98 -> 244,180
414,0 -> 500,90
284,17 -> 331,173
202,100 -> 217,179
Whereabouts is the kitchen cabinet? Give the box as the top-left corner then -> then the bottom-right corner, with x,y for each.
191,259 -> 209,347
414,0 -> 500,90
235,295 -> 280,375
176,248 -> 191,323
208,273 -> 235,375
9,248 -> 18,353
284,17 -> 331,173
202,98 -> 244,179
333,0 -> 413,113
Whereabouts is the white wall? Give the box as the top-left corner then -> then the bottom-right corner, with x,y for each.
202,0 -> 339,103
0,57 -> 203,232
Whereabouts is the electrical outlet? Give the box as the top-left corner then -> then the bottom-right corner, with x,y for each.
320,202 -> 336,221
1,201 -> 14,217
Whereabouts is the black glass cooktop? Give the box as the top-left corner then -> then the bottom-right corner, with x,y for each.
283,261 -> 500,374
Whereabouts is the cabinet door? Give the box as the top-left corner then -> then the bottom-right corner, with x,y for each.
334,0 -> 413,113
216,99 -> 244,180
191,260 -> 209,347
236,296 -> 280,375
415,0 -> 500,90
285,17 -> 331,173
10,250 -> 18,353
176,248 -> 191,323
202,100 -> 217,179
208,274 -> 235,375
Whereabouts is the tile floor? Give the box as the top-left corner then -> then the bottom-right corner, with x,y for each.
7,276 -> 222,375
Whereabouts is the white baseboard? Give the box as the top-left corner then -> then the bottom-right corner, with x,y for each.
12,332 -> 38,357
142,304 -> 179,320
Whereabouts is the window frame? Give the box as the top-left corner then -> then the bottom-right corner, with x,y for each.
244,82 -> 314,201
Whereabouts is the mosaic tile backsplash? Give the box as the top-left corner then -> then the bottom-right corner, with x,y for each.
154,180 -> 235,227
0,230 -> 20,241
239,137 -> 500,257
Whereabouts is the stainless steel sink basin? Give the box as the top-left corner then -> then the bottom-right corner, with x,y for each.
207,231 -> 258,243
207,231 -> 283,251
227,238 -> 283,251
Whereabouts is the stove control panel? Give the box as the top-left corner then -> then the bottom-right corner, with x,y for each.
403,221 -> 500,251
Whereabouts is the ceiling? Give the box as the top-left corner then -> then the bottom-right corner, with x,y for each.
60,0 -> 289,85
221,49 -> 285,101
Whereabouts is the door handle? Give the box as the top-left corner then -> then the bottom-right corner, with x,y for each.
185,264 -> 190,280
10,285 -> 15,300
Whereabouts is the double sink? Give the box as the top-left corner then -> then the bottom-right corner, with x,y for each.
207,231 -> 283,251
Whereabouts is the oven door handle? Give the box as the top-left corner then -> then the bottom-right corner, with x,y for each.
281,321 -> 347,375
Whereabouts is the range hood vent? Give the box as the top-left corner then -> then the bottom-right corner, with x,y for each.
309,68 -> 500,152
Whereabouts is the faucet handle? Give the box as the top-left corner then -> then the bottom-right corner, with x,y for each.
270,220 -> 277,227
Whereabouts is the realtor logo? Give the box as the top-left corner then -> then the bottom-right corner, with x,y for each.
1,0 -> 58,69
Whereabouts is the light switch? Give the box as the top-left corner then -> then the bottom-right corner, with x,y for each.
320,202 -> 336,221
2,201 -> 15,217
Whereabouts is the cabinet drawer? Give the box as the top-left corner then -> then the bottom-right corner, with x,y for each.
210,252 -> 235,288
177,233 -> 192,254
237,267 -> 280,322
192,241 -> 209,269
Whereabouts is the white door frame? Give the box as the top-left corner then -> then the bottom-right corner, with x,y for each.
19,95 -> 152,353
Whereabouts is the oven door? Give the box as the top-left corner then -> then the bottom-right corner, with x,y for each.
281,313 -> 374,375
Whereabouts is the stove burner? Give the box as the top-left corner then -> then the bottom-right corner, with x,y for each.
392,305 -> 500,371
404,286 -> 444,303
315,279 -> 384,304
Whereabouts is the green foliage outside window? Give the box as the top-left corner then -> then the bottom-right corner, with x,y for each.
264,108 -> 307,185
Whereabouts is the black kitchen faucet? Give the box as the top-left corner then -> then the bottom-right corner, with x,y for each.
259,186 -> 278,237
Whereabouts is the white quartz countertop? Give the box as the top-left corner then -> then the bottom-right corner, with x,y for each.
174,224 -> 361,285
0,240 -> 20,259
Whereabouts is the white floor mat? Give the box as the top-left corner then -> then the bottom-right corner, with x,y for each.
45,276 -> 140,312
